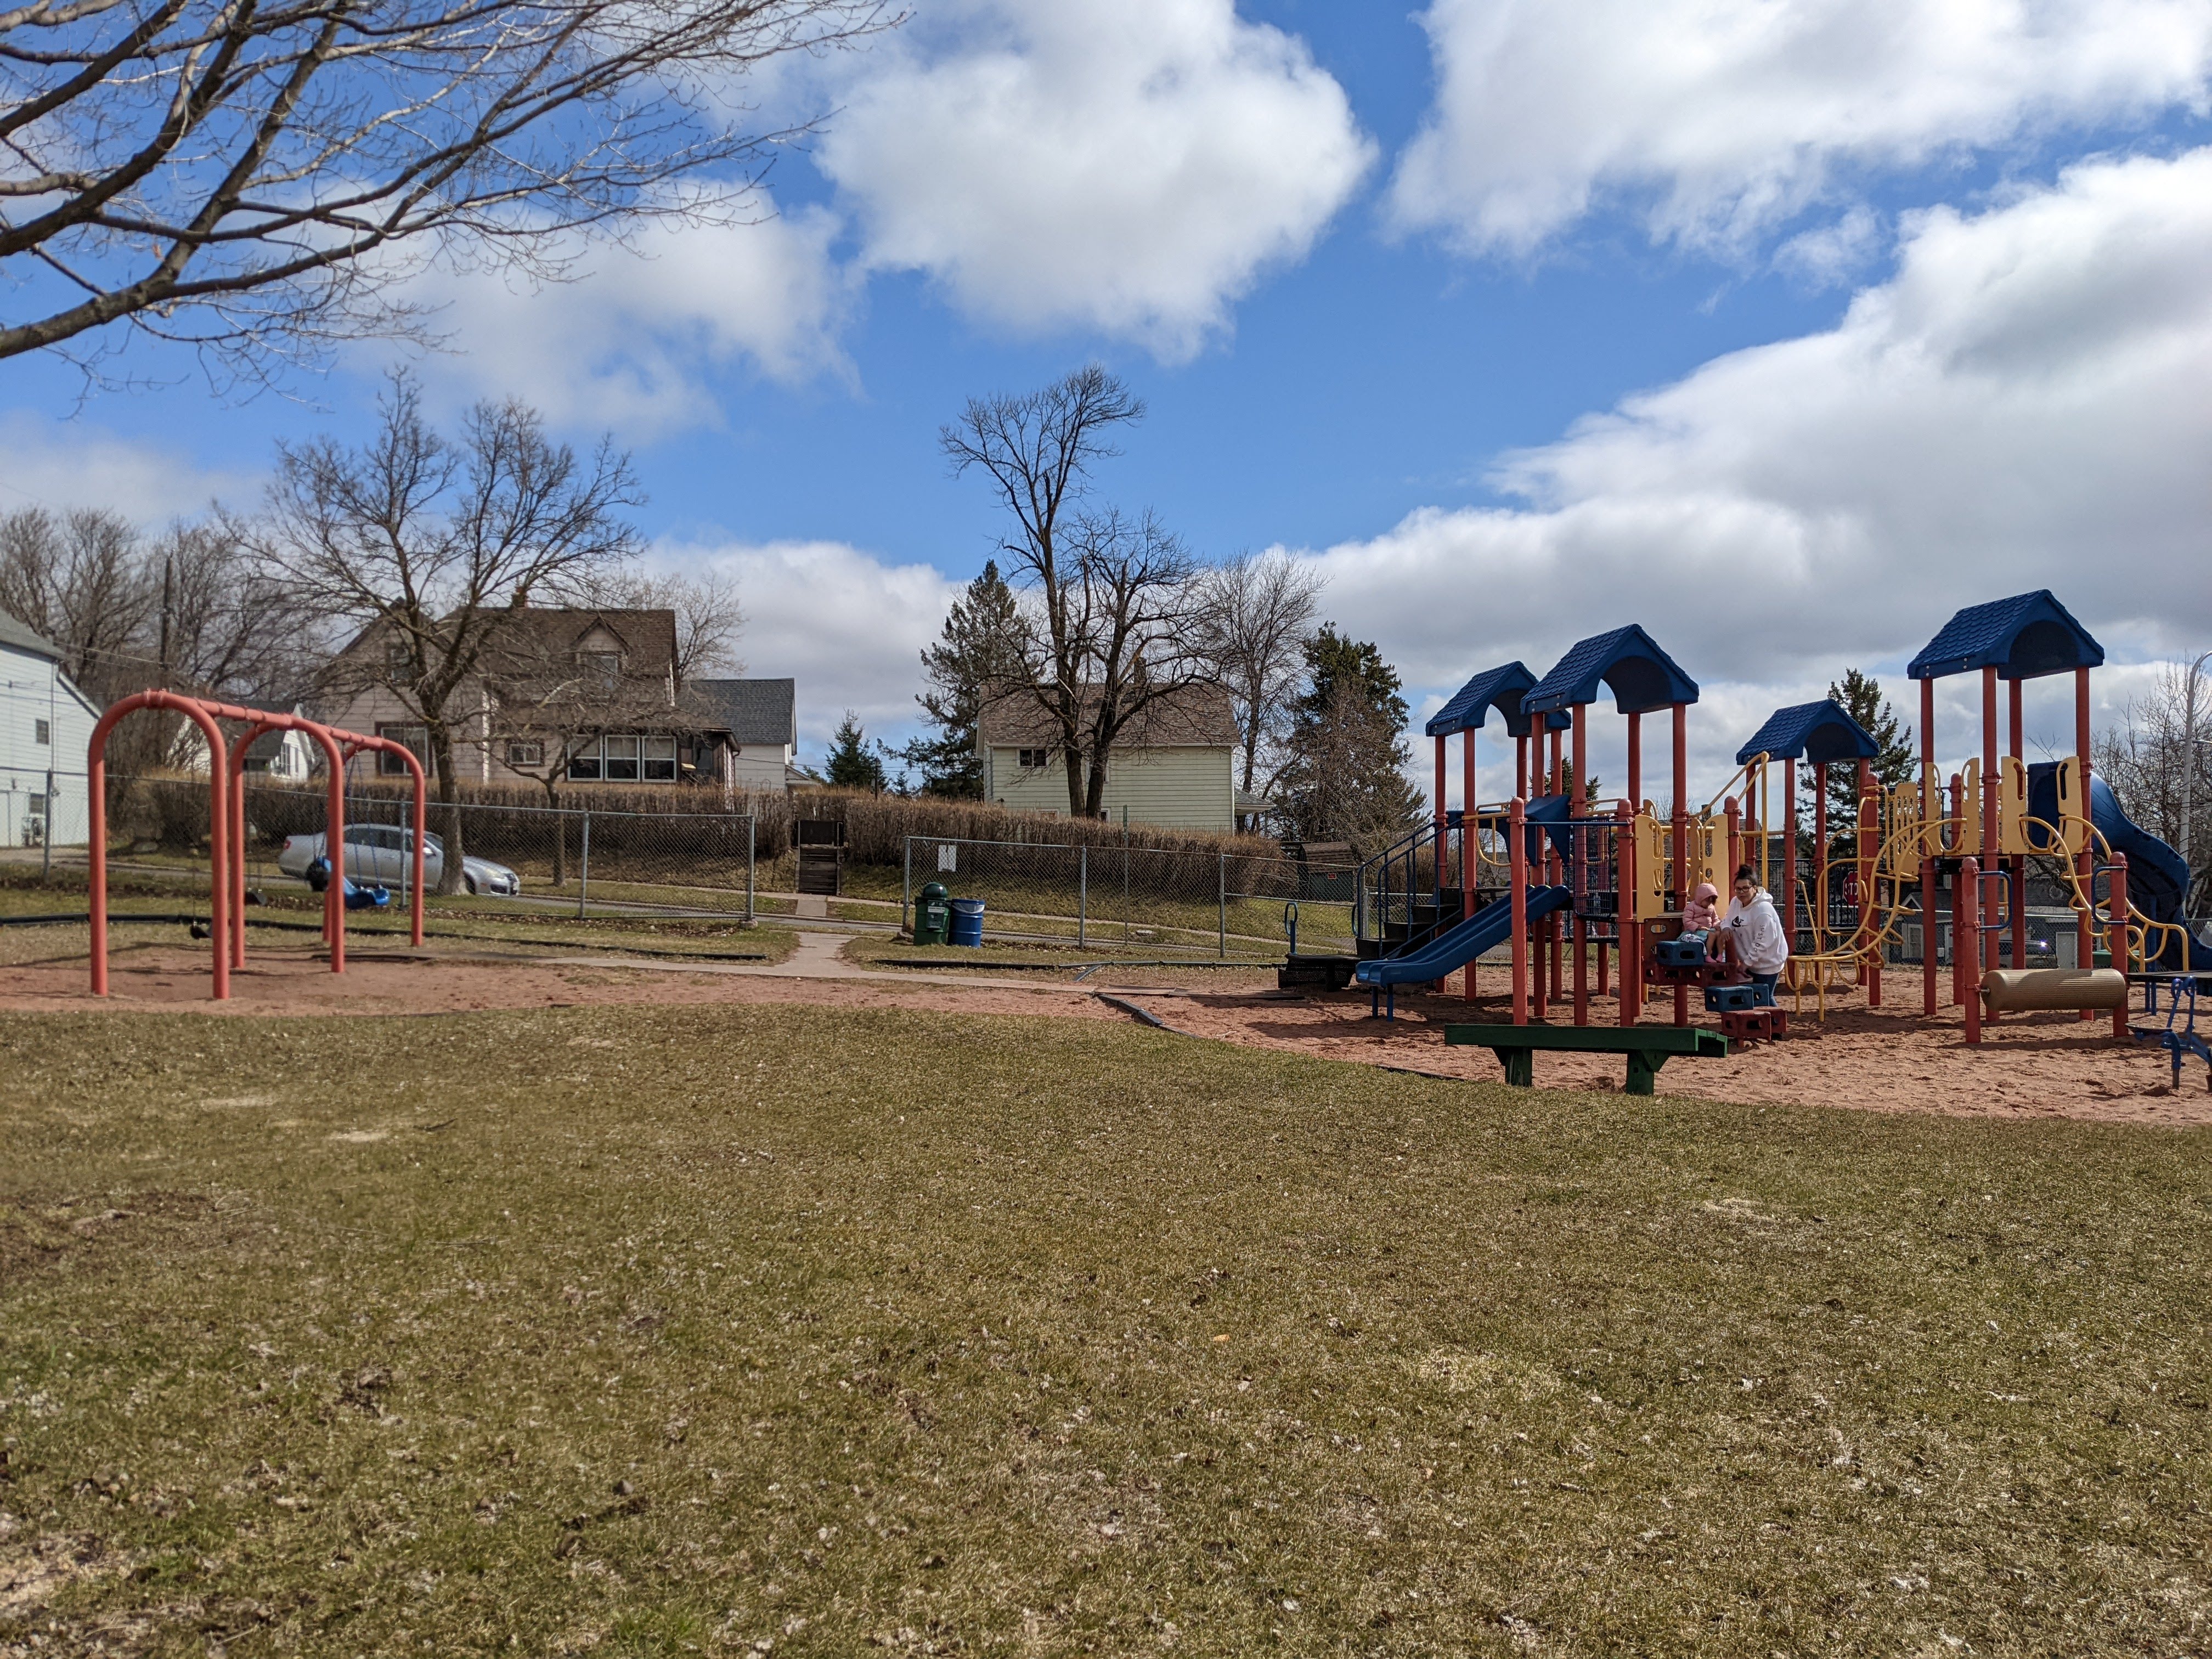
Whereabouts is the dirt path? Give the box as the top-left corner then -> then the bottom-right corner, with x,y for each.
5,933 -> 2203,1126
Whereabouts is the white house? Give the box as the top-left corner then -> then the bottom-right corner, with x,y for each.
0,609 -> 101,849
978,684 -> 1241,833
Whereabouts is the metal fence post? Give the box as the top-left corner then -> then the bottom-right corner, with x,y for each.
904,836 -> 912,935
1218,852 -> 1227,958
1078,843 -> 1087,949
577,809 -> 590,920
747,815 -> 756,924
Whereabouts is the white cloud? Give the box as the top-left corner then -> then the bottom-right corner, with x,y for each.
1295,148 -> 2212,800
1389,0 -> 2212,256
816,0 -> 1373,358
650,537 -> 959,754
402,199 -> 855,435
0,411 -> 253,521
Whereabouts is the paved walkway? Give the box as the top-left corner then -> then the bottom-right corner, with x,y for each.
535,930 -> 1116,996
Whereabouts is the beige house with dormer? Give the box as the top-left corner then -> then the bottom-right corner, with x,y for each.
320,608 -> 796,791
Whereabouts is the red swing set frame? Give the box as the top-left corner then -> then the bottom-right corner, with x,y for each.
88,690 -> 427,1000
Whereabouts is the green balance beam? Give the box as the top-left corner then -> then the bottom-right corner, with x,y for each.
1443,1023 -> 1731,1096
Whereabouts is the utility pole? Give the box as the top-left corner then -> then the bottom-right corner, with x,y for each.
159,551 -> 174,686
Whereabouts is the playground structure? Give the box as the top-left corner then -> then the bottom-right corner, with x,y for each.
87,690 -> 427,1000
1347,590 -> 2209,1086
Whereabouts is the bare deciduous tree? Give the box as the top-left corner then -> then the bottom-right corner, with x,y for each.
1192,549 -> 1323,826
252,371 -> 640,889
2097,657 -> 2212,913
0,505 -> 154,695
944,366 -> 1213,819
0,0 -> 890,381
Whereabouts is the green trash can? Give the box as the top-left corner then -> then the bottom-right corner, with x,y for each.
913,881 -> 951,946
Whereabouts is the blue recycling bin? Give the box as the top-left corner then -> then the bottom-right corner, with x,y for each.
947,897 -> 985,948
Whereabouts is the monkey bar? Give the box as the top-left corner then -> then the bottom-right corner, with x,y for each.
89,691 -> 426,1000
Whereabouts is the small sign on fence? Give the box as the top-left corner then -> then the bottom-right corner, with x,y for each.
938,844 -> 957,873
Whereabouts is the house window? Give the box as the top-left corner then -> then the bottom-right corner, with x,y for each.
375,723 -> 429,777
602,733 -> 640,781
1018,748 -> 1049,770
578,649 -> 621,686
568,742 -> 600,781
385,641 -> 417,684
505,739 -> 544,769
33,718 -> 49,746
29,793 -> 47,815
644,736 -> 676,781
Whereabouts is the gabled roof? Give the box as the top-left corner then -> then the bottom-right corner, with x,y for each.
978,682 -> 1239,748
1424,661 -> 1571,738
1525,625 -> 1699,715
1735,699 -> 1881,766
0,607 -> 60,662
682,678 -> 796,747
1907,590 -> 2104,681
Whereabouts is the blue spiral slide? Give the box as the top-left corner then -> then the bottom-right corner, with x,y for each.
2027,763 -> 2209,972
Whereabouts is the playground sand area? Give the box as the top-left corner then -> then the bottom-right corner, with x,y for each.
3,932 -> 2196,1126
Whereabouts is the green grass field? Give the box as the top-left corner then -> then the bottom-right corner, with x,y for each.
4,1004 -> 2209,1655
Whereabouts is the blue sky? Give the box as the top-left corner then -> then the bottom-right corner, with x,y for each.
8,0 -> 2211,803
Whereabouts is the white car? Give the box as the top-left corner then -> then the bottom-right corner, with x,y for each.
275,825 -> 522,896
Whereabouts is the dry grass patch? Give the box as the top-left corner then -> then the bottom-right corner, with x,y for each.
2,1007 -> 2209,1655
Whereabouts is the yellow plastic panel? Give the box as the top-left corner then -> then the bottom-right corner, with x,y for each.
2053,757 -> 2089,856
1997,757 -> 2030,854
1954,759 -> 1982,855
1920,764 -> 1948,860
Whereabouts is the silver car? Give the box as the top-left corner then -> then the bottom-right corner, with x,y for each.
275,825 -> 522,896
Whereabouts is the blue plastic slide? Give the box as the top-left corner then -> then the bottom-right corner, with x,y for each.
2027,764 -> 2208,971
1355,885 -> 1575,989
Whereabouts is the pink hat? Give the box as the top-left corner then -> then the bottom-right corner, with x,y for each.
1692,882 -> 1718,902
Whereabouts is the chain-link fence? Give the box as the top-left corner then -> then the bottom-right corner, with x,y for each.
91,775 -> 755,922
902,835 -> 1358,956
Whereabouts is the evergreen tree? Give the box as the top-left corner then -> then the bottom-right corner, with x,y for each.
904,560 -> 1024,798
1804,668 -> 1916,847
825,710 -> 889,793
1276,627 -> 1423,851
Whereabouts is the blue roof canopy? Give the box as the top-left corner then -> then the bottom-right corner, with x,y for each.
1735,699 -> 1881,766
1907,590 -> 2104,681
1424,661 -> 1570,738
1525,624 -> 1700,715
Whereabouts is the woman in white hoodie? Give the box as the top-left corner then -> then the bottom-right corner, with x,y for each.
1719,864 -> 1790,993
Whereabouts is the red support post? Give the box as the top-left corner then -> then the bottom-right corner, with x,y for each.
1980,666 -> 2000,994
1921,675 -> 1938,1016
1510,797 -> 1529,1026
2107,855 -> 2130,1040
1572,703 -> 1588,1026
89,691 -> 231,1000
1516,733 -> 1528,799
2007,676 -> 2025,970
1962,856 -> 1982,1046
1859,758 -> 1880,1006
1462,730 -> 1478,1003
1725,795 -> 1741,888
2076,667 -> 2095,1017
1672,702 -> 1688,1028
1782,756 -> 1798,952
1616,799 -> 1638,1027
